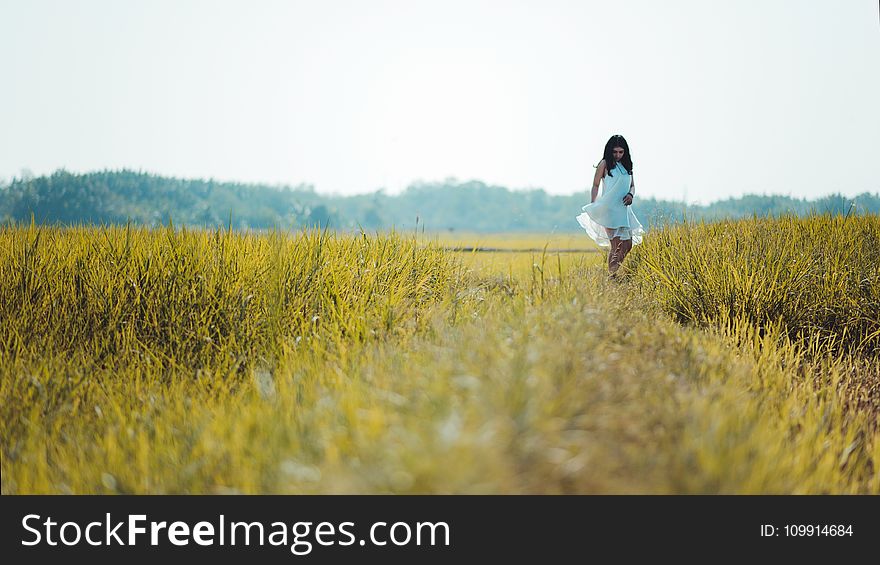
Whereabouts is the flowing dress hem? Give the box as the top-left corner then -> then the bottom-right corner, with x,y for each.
576,206 -> 645,249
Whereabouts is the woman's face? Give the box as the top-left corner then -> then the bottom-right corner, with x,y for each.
612,146 -> 625,162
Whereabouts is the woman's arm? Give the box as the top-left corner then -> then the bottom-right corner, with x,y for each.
622,173 -> 635,205
590,160 -> 606,203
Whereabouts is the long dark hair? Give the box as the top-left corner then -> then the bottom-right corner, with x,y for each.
601,134 -> 633,177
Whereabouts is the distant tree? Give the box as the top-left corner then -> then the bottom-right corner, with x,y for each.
307,204 -> 334,228
1,169 -> 877,232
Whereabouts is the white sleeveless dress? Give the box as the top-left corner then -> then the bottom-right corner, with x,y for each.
575,161 -> 645,248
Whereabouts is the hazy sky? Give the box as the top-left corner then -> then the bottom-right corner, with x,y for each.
1,0 -> 878,204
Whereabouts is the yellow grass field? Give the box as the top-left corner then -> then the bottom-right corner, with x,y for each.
1,216 -> 877,493
421,231 -> 597,251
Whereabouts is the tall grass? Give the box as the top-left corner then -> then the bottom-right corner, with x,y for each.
0,222 -> 460,364
1,219 -> 877,493
0,221 -> 462,474
626,214 -> 880,360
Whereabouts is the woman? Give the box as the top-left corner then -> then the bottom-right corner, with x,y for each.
576,134 -> 645,275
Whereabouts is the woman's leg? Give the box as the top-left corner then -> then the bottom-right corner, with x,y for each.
618,237 -> 633,265
606,234 -> 622,273
604,227 -> 626,273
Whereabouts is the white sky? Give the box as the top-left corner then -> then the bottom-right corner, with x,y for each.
1,0 -> 878,204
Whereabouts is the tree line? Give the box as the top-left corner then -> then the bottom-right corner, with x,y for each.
1,169 -> 877,232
